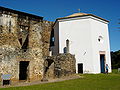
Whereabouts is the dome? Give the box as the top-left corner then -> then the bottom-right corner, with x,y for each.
66,13 -> 88,18
56,12 -> 109,23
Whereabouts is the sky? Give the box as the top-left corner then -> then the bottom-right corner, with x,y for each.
0,0 -> 120,51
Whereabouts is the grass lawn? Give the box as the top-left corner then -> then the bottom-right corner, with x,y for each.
1,70 -> 120,90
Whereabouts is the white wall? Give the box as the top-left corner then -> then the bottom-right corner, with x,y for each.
58,18 -> 94,73
90,18 -> 111,73
53,16 -> 111,74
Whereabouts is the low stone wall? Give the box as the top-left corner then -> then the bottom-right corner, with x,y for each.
45,53 -> 76,79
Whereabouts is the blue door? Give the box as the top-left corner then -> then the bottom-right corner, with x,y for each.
100,55 -> 105,73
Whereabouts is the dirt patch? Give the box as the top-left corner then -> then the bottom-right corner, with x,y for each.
0,74 -> 81,88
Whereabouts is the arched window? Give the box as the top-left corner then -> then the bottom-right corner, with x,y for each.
66,39 -> 69,53
50,29 -> 54,46
9,21 -> 11,33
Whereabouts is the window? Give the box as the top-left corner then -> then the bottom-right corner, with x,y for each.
98,36 -> 103,43
9,21 -> 11,33
50,29 -> 54,46
0,25 -> 3,33
66,39 -> 69,53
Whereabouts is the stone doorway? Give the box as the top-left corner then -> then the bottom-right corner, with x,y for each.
19,61 -> 29,80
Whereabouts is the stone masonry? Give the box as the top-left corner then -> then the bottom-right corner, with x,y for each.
45,53 -> 76,79
0,6 -> 76,85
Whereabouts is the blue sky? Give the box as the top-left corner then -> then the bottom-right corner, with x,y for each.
0,0 -> 120,51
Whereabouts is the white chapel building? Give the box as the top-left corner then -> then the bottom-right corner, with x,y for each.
52,13 -> 111,74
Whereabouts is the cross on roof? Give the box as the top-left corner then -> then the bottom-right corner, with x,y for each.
78,9 -> 80,13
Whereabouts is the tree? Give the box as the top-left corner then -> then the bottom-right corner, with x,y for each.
111,50 -> 120,69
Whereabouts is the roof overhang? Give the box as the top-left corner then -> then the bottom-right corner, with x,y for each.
54,14 -> 109,27
57,14 -> 109,22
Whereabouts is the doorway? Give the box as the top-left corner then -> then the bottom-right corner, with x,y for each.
3,80 -> 10,86
78,63 -> 83,73
19,61 -> 29,80
100,54 -> 105,73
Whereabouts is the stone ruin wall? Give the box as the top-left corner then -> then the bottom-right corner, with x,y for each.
45,53 -> 76,79
0,7 -> 76,84
0,9 -> 53,83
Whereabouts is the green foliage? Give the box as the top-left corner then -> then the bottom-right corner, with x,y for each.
111,50 -> 120,69
1,73 -> 120,90
112,69 -> 120,74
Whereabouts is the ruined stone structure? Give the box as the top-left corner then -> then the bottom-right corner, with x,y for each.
45,53 -> 76,79
0,6 -> 76,84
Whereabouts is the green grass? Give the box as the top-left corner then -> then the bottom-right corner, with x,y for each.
1,70 -> 120,90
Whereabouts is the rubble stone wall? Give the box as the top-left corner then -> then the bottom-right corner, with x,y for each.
0,8 -> 53,83
45,53 -> 76,79
0,7 -> 76,85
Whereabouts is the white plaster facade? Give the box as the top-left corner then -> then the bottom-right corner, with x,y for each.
53,13 -> 111,74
